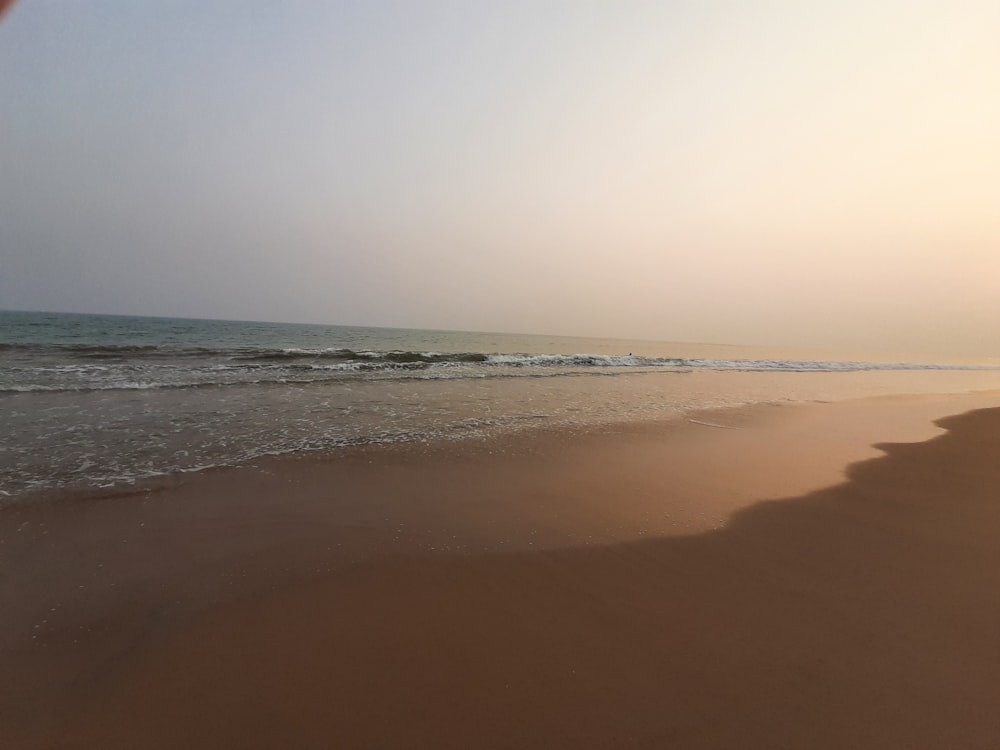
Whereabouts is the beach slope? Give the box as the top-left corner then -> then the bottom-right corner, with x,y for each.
2,395 -> 999,749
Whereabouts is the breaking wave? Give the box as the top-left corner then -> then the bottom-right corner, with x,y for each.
234,348 -> 490,364
2,344 -> 995,394
4,342 -> 994,372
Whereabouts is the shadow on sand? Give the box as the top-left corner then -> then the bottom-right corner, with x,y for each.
12,409 -> 1000,749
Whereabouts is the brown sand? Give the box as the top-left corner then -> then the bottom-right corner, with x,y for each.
2,393 -> 1000,748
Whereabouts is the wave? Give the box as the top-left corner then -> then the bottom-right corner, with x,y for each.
686,359 -> 981,372
0,378 -> 340,393
234,351 -> 997,372
4,341 -> 994,371
3,340 -> 997,395
0,342 -> 223,359
2,342 -> 497,363
233,348 -> 490,364
237,350 -> 685,368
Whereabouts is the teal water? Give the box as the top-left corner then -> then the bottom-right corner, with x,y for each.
1,311 -> 989,394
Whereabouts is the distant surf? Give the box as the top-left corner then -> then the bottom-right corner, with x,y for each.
2,338 -> 992,394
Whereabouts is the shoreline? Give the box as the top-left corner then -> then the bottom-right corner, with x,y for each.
3,391 -> 1000,747
7,367 -> 1000,503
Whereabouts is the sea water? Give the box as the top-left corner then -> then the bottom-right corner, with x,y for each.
2,310 -> 997,501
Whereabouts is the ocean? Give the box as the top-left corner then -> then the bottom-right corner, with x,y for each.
2,310 -> 997,502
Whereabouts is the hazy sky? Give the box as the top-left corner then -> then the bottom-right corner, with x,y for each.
1,1 -> 997,356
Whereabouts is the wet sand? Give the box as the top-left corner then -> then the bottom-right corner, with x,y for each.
2,392 -> 1000,748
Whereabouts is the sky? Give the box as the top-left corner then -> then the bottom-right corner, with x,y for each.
1,1 -> 998,357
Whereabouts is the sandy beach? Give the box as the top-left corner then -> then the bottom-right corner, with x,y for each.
3,391 -> 1000,749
